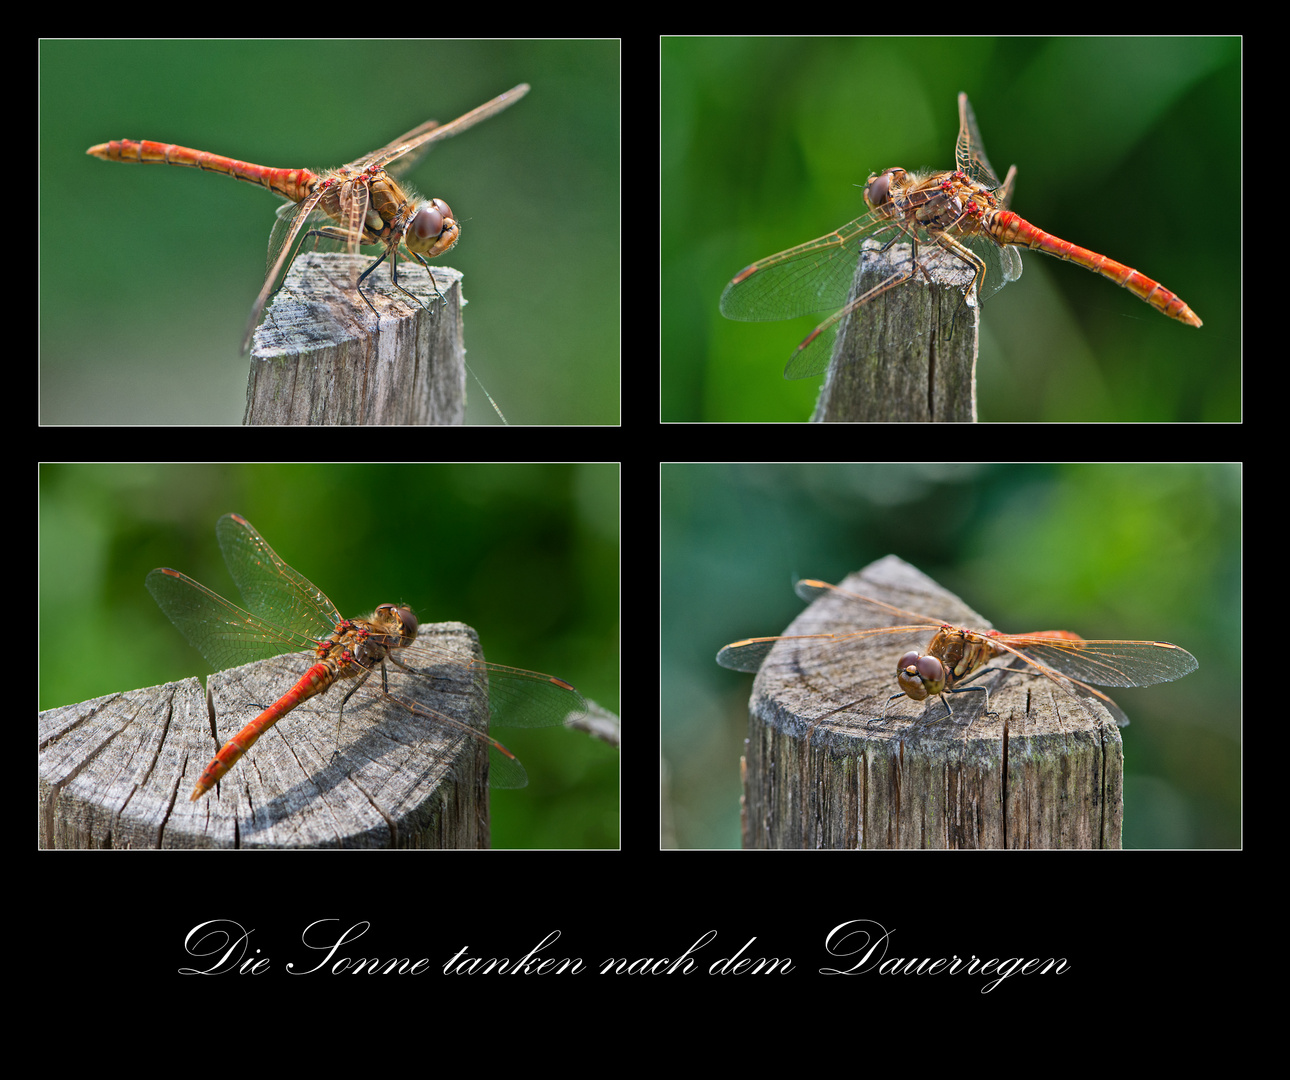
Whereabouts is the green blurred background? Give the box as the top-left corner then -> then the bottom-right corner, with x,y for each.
664,37 -> 1240,421
40,464 -> 619,848
663,464 -> 1240,848
42,40 -> 620,425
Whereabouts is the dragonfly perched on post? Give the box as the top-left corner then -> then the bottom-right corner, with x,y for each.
717,576 -> 1198,731
88,83 -> 530,354
720,92 -> 1202,381
146,513 -> 585,801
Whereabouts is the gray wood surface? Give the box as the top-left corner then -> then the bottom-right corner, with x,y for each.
812,240 -> 980,423
38,622 -> 489,849
244,253 -> 465,425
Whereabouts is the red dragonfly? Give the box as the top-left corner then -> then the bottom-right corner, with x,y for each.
146,513 -> 584,801
88,83 -> 529,353
720,92 -> 1202,380
716,579 -> 1198,729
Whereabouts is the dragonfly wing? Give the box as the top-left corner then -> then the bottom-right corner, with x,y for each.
243,187 -> 330,351
146,567 -> 316,669
353,117 -> 442,174
336,178 -> 373,261
214,513 -> 344,639
1004,637 -> 1199,689
716,636 -> 784,671
955,92 -> 1004,191
793,579 -> 947,628
717,624 -> 935,674
720,211 -> 896,323
995,648 -> 1134,726
386,121 -> 442,179
361,83 -> 531,174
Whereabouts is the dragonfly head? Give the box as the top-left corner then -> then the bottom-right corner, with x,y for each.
864,168 -> 907,211
405,198 -> 460,258
373,603 -> 419,648
896,651 -> 946,702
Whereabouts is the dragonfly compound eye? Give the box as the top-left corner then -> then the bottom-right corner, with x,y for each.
412,199 -> 452,241
897,652 -> 945,701
865,169 -> 894,207
396,606 -> 418,635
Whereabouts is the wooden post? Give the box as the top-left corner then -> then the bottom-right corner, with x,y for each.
38,622 -> 490,849
811,241 -> 980,422
243,253 -> 465,425
740,555 -> 1124,849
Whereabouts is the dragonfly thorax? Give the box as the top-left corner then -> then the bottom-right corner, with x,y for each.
320,603 -> 419,675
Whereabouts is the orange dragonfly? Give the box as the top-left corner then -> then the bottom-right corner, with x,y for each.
720,92 -> 1202,380
716,578 -> 1198,729
147,513 -> 584,800
88,83 -> 529,353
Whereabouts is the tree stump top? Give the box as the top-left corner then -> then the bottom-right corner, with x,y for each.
740,555 -> 1123,849
244,253 -> 465,426
38,622 -> 490,849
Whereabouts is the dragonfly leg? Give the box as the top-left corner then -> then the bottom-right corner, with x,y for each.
330,666 -> 377,763
355,245 -> 447,317
881,680 -> 997,725
302,226 -> 389,324
404,251 -> 448,309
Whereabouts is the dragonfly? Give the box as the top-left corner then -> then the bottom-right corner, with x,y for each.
88,83 -> 530,353
146,513 -> 584,801
716,578 -> 1198,729
720,92 -> 1202,380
